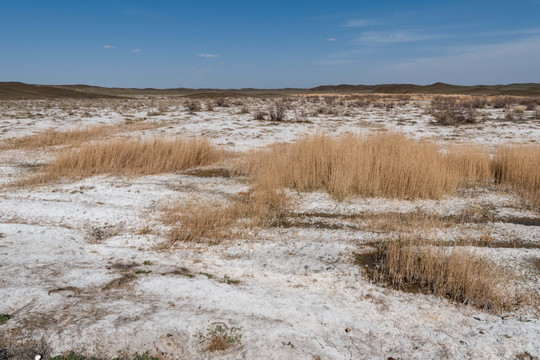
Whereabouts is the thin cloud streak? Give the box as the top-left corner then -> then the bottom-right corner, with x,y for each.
198,53 -> 219,58
355,30 -> 449,44
342,19 -> 378,27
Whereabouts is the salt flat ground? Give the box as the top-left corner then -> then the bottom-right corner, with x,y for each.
0,96 -> 539,359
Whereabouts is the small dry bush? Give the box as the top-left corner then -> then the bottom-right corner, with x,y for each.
2,123 -> 155,150
466,96 -> 488,109
269,101 -> 286,121
492,145 -> 540,209
253,110 -> 266,120
184,99 -> 202,112
430,97 -> 478,125
369,238 -> 516,312
213,97 -> 230,107
25,137 -> 222,184
243,133 -> 476,200
490,96 -> 512,109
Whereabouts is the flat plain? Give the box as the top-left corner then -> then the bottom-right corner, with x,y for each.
1,91 -> 539,359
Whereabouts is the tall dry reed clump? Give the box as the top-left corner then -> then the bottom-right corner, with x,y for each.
26,137 -> 222,184
244,133 -> 488,200
492,145 -> 540,208
444,144 -> 491,184
370,238 -> 515,312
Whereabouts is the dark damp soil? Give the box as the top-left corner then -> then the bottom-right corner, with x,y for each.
183,167 -> 231,178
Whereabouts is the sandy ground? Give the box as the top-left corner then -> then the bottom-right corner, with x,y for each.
0,97 -> 539,359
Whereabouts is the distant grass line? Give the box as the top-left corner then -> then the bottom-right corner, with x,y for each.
2,122 -> 157,150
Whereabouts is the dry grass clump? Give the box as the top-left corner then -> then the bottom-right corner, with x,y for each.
164,187 -> 289,244
369,238 -> 516,312
25,137 -> 222,184
244,133 -> 467,200
165,201 -> 236,244
2,122 -> 155,150
492,144 -> 540,208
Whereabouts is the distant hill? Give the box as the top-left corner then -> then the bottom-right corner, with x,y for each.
310,82 -> 540,96
2,81 -> 540,100
0,82 -> 118,100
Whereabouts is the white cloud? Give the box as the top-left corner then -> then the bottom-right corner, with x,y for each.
342,19 -> 378,28
198,53 -> 219,58
326,38 -> 337,42
131,48 -> 142,53
103,45 -> 116,49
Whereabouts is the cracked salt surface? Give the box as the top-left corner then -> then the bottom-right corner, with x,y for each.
0,98 -> 539,358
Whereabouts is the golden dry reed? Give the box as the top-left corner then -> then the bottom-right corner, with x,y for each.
243,133 -> 489,201
444,144 -> 491,183
2,122 -> 156,150
493,144 -> 540,209
26,137 -> 222,184
371,238 -> 515,312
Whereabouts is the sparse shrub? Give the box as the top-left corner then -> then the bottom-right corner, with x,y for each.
430,98 -> 478,125
88,225 -> 116,242
504,108 -> 525,122
213,97 -> 230,107
184,99 -> 202,112
198,324 -> 242,352
0,314 -> 11,325
239,105 -> 250,114
269,101 -> 286,121
253,110 -> 266,120
294,109 -> 309,123
490,96 -> 512,109
467,96 -> 488,109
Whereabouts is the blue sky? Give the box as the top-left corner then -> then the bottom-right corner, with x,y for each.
2,0 -> 540,88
